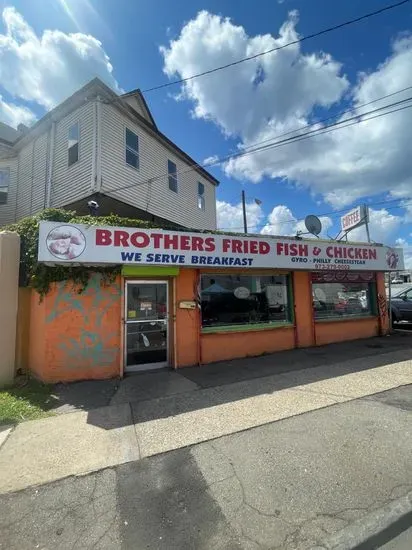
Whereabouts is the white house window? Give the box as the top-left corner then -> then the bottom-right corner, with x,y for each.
198,182 -> 205,210
0,168 -> 9,204
68,122 -> 79,166
168,160 -> 178,193
126,128 -> 139,169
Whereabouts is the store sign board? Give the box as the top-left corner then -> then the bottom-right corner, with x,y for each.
38,222 -> 405,272
341,205 -> 368,232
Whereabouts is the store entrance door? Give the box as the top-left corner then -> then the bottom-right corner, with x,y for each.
125,281 -> 168,372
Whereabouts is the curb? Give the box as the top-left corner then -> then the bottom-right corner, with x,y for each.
312,491 -> 412,550
0,425 -> 14,450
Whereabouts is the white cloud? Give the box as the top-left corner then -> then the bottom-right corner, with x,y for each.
161,11 -> 412,208
216,199 -> 264,232
203,154 -> 219,166
0,94 -> 36,128
395,238 -> 412,269
260,204 -> 332,237
349,208 -> 403,244
0,6 -> 120,126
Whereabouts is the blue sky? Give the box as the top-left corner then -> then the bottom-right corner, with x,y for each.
0,0 -> 412,263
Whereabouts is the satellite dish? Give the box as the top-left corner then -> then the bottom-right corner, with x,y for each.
305,215 -> 322,236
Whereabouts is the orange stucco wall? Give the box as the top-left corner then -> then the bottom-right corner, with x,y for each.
26,268 -> 389,381
201,326 -> 295,363
174,269 -> 200,367
29,274 -> 121,383
315,317 -> 379,347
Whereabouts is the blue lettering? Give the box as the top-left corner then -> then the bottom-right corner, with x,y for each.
191,255 -> 199,264
121,252 -> 136,262
146,253 -> 154,263
154,254 -> 162,262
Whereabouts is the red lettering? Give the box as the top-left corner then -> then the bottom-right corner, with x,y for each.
204,237 -> 216,252
369,249 -> 377,260
348,248 -> 354,259
334,247 -> 342,258
277,242 -> 285,255
362,249 -> 368,260
249,241 -> 258,254
180,236 -> 190,250
96,229 -> 112,246
355,248 -> 362,259
114,231 -> 129,247
289,243 -> 298,256
164,234 -> 179,249
259,242 -> 270,255
222,239 -> 231,253
152,233 -> 163,248
326,246 -> 333,258
130,232 -> 150,248
191,237 -> 204,251
299,244 -> 308,256
232,240 -> 242,253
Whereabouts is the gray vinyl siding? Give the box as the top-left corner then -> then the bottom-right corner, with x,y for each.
31,132 -> 48,213
0,158 -> 17,226
15,141 -> 33,220
100,103 -> 217,230
12,132 -> 48,221
50,102 -> 94,208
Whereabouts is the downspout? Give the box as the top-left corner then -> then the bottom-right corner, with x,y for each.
96,96 -> 102,192
90,100 -> 97,192
45,121 -> 56,208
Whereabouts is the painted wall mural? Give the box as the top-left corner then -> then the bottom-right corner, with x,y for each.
45,274 -> 121,374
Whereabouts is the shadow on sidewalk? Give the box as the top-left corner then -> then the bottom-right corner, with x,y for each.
85,333 -> 412,430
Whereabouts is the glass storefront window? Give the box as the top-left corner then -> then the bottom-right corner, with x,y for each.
312,271 -> 376,320
200,274 -> 291,329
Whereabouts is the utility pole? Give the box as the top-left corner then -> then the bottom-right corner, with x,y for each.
241,190 -> 247,233
364,204 -> 371,243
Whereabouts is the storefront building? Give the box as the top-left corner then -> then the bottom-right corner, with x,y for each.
29,222 -> 404,382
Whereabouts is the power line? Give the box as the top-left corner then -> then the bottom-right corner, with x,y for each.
224,84 -> 412,157
142,0 -> 411,93
105,94 -> 412,195
218,197 -> 412,232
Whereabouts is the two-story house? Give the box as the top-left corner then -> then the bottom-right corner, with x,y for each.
0,78 -> 218,229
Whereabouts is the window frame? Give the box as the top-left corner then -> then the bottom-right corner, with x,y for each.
68,121 -> 80,167
168,159 -> 178,193
200,272 -> 293,333
125,127 -> 140,170
0,167 -> 10,205
311,272 -> 377,322
198,181 -> 205,210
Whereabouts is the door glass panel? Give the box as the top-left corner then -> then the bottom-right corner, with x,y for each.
127,283 -> 167,321
126,321 -> 167,366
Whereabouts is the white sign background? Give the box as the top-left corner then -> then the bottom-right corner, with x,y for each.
38,221 -> 405,272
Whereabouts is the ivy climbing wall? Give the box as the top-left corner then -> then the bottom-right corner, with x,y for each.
29,274 -> 122,382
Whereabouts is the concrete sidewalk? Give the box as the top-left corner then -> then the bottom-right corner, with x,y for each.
0,385 -> 411,550
0,346 -> 411,494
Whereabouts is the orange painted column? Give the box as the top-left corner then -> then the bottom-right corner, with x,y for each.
376,272 -> 390,334
174,268 -> 199,367
293,271 -> 315,347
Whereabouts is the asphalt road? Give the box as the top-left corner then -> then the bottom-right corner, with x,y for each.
0,385 -> 411,550
379,527 -> 412,550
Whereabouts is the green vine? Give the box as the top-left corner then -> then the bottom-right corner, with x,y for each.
4,208 -> 179,298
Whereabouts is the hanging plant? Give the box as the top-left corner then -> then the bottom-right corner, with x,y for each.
5,208 -> 177,298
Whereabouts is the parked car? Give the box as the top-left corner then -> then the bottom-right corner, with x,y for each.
390,285 -> 412,324
391,278 -> 404,284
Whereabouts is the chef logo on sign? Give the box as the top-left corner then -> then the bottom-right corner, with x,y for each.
46,225 -> 86,260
